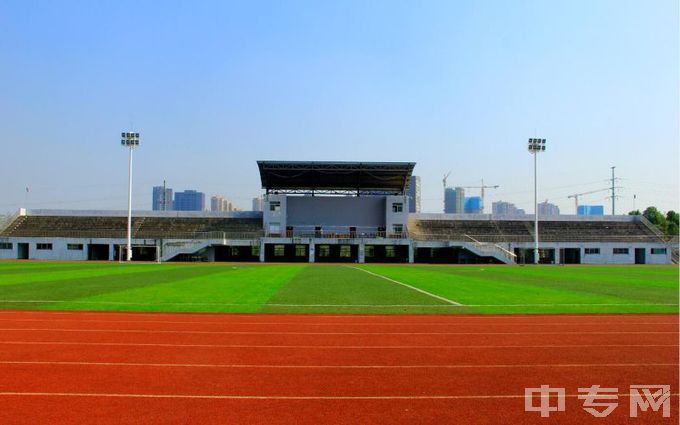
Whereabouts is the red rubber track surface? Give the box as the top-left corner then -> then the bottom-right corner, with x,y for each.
0,311 -> 676,424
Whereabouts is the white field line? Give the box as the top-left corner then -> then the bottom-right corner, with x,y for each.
0,392 -> 677,400
347,267 -> 463,306
0,360 -> 675,369
0,327 -> 675,335
0,341 -> 676,349
0,318 -> 676,326
0,299 -> 676,307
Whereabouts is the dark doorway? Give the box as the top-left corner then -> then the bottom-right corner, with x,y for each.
88,244 -> 110,261
214,246 -> 260,262
561,248 -> 581,264
634,248 -> 646,264
132,246 -> 157,261
514,248 -> 555,264
364,245 -> 409,263
17,243 -> 29,260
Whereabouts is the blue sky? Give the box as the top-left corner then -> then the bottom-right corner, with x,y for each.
0,0 -> 677,214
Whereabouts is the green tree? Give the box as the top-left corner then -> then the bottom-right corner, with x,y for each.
643,207 -> 668,234
628,209 -> 641,216
666,210 -> 679,236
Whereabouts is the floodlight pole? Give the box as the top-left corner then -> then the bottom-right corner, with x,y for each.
527,138 -> 546,265
533,149 -> 538,264
121,132 -> 140,262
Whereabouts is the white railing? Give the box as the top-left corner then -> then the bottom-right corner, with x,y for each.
0,209 -> 24,235
464,234 -> 517,263
411,233 -> 664,243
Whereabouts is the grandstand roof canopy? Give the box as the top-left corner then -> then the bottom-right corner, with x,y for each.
257,161 -> 416,195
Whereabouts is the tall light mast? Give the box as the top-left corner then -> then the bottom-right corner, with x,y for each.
121,131 -> 140,261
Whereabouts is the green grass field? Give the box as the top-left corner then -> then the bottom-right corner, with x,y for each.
0,262 -> 677,314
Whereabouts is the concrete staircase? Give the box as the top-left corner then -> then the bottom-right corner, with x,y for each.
161,240 -> 214,262
462,235 -> 516,264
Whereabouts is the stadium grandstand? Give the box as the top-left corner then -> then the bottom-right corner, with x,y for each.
0,161 -> 673,264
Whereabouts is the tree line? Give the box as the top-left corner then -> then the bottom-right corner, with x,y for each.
629,207 -> 679,238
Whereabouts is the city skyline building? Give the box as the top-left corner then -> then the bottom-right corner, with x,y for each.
464,196 -> 482,214
492,201 -> 525,216
152,185 -> 173,211
444,187 -> 465,213
537,200 -> 560,216
174,190 -> 206,211
408,175 -> 421,213
577,205 -> 605,216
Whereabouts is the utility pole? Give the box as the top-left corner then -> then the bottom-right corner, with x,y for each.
162,180 -> 167,211
611,166 -> 616,215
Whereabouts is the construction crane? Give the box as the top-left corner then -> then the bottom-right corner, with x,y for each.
567,188 -> 610,213
458,179 -> 499,213
442,171 -> 451,212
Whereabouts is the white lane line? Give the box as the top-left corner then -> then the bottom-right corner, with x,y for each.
0,392 -> 677,400
0,341 -> 676,349
0,360 -> 674,369
0,299 -> 676,307
0,328 -> 675,335
0,318 -> 676,326
347,267 -> 462,306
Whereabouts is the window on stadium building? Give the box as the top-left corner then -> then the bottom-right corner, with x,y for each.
295,245 -> 306,257
67,244 -> 83,250
385,246 -> 396,257
365,246 -> 375,257
230,247 -> 240,256
392,224 -> 403,235
251,245 -> 261,257
392,202 -> 403,213
651,248 -> 667,255
274,245 -> 285,256
318,245 -> 330,257
613,248 -> 629,255
584,248 -> 600,255
36,243 -> 53,250
0,242 -> 12,250
339,245 -> 351,257
269,201 -> 281,212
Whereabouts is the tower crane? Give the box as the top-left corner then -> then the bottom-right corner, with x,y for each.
442,171 -> 451,212
567,188 -> 610,213
458,179 -> 499,213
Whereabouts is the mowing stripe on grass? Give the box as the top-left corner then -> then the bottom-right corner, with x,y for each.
0,300 -> 675,308
348,267 -> 462,306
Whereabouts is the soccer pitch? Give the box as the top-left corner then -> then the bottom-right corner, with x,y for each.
0,262 -> 677,314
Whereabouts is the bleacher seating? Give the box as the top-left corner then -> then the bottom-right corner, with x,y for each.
409,218 -> 662,243
0,215 -> 263,239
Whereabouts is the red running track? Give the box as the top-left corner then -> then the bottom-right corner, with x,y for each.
0,310 -> 676,424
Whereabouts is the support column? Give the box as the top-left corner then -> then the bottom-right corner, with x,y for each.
408,242 -> 415,264
308,242 -> 315,263
259,240 -> 265,262
358,242 -> 365,263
